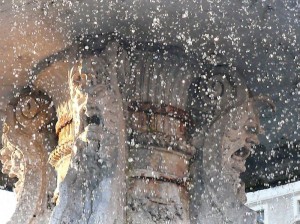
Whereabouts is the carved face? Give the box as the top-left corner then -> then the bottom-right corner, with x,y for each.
69,59 -> 120,136
221,100 -> 260,202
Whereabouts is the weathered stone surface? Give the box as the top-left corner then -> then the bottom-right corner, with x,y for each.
0,89 -> 57,224
0,1 -> 299,193
0,1 -> 299,221
50,42 -> 127,224
127,179 -> 189,223
188,70 -> 260,223
0,37 -> 289,224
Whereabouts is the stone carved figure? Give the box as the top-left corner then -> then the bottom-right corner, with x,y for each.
124,48 -> 197,224
0,89 -> 57,224
188,69 -> 274,223
50,42 -> 128,224
192,100 -> 258,224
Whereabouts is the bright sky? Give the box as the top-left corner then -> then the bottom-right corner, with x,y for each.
0,190 -> 16,224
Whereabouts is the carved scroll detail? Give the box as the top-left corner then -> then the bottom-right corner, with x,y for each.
188,67 -> 248,128
0,89 -> 57,224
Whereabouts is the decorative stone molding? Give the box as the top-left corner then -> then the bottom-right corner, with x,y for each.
0,88 -> 57,224
130,131 -> 196,157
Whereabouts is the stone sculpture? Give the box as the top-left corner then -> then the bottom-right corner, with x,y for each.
50,42 -> 127,223
0,89 -> 57,224
188,72 -> 275,223
0,39 -> 271,224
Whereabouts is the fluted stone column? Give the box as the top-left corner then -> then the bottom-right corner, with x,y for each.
126,103 -> 195,223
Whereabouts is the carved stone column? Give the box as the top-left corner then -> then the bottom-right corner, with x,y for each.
127,103 -> 195,223
121,49 -> 198,223
0,89 -> 57,224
